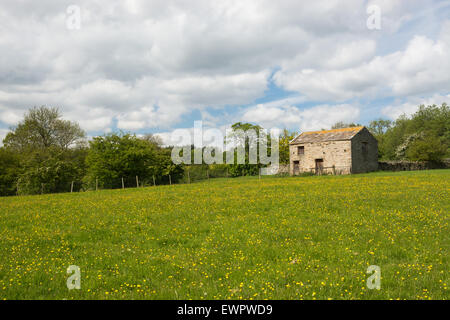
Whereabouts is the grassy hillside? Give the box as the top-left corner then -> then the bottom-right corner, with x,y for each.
0,170 -> 448,300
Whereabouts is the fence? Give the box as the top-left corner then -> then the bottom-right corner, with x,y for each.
180,164 -> 230,183
18,162 -> 355,196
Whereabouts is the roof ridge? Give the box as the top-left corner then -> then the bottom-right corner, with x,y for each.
301,126 -> 364,135
289,126 -> 365,144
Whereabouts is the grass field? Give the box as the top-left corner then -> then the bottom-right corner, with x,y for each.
0,170 -> 448,300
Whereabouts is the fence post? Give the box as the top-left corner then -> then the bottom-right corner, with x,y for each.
226,167 -> 228,178
122,177 -> 125,189
169,174 -> 172,185
187,171 -> 190,184
136,176 -> 139,188
153,175 -> 156,186
71,181 -> 74,193
259,168 -> 261,180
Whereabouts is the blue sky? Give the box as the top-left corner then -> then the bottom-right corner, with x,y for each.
0,0 -> 449,144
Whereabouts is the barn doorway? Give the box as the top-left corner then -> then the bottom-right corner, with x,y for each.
315,159 -> 324,175
293,161 -> 299,174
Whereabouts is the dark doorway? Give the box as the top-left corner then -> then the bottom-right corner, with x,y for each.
315,159 -> 324,175
293,161 -> 299,174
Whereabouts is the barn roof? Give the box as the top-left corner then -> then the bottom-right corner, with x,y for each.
290,126 -> 364,144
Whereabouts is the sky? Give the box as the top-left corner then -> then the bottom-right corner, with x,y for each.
0,0 -> 450,145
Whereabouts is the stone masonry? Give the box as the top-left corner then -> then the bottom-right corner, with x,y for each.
289,127 -> 378,175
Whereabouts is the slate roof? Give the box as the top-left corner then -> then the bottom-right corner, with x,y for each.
290,126 -> 364,144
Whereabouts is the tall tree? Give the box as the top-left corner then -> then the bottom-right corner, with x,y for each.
368,119 -> 392,159
85,133 -> 182,189
226,122 -> 262,176
2,106 -> 87,195
279,129 -> 297,164
3,106 -> 85,151
381,103 -> 449,161
368,119 -> 392,136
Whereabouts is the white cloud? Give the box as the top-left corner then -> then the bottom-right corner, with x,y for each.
381,94 -> 450,119
0,0 -> 447,134
242,101 -> 360,131
0,108 -> 23,125
0,128 -> 10,146
274,20 -> 450,102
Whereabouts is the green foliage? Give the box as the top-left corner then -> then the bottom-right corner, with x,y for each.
3,106 -> 85,151
0,148 -> 20,196
85,133 -> 182,189
331,121 -> 362,129
405,132 -> 447,161
227,122 -> 262,176
375,103 -> 449,161
279,129 -> 297,164
17,147 -> 87,195
182,164 -> 229,183
2,106 -> 87,195
368,119 -> 392,159
1,103 -> 449,196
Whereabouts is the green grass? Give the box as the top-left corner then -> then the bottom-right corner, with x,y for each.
0,170 -> 448,300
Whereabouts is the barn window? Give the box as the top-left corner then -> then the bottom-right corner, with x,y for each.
297,146 -> 304,155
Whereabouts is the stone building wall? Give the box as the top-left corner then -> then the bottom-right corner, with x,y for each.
351,128 -> 379,173
289,140 -> 352,175
379,159 -> 450,171
277,164 -> 290,174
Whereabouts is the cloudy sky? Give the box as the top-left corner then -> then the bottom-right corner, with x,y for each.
1,0 -> 449,144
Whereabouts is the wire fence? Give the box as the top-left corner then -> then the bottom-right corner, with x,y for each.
20,164 -> 304,195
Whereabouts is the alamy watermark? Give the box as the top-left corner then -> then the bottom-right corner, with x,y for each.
66,5 -> 81,30
366,265 -> 381,290
170,121 -> 280,175
67,265 -> 81,290
366,5 -> 381,30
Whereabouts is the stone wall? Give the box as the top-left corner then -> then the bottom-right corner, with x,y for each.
378,159 -> 450,171
277,164 -> 290,174
289,140 -> 352,175
351,127 -> 379,173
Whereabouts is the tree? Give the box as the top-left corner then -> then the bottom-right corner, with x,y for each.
380,103 -> 449,161
17,146 -> 87,195
1,106 -> 87,195
141,133 -> 164,148
405,132 -> 447,161
368,119 -> 392,136
85,133 -> 182,189
3,106 -> 85,151
0,148 -> 21,196
279,129 -> 297,164
331,122 -> 362,129
226,122 -> 262,177
368,119 -> 392,159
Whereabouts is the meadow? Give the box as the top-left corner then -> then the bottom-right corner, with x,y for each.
0,170 -> 448,300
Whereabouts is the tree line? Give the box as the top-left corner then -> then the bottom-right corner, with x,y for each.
0,103 -> 448,196
0,107 -> 183,196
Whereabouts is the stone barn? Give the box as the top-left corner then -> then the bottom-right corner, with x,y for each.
289,126 -> 378,175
